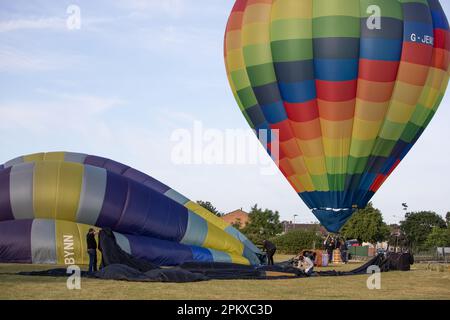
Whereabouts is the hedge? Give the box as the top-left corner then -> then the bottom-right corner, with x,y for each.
271,229 -> 323,254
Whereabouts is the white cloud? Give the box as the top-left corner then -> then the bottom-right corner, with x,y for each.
133,24 -> 220,60
0,46 -> 84,73
0,17 -> 65,33
0,93 -> 171,188
56,94 -> 126,114
115,0 -> 186,18
0,46 -> 54,72
0,13 -> 118,34
0,94 -> 125,137
156,109 -> 198,128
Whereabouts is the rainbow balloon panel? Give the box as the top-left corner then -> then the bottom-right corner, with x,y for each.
225,0 -> 450,232
0,152 -> 261,266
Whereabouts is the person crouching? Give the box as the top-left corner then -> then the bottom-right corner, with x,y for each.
297,253 -> 315,276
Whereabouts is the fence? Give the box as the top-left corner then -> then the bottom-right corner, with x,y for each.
414,247 -> 450,263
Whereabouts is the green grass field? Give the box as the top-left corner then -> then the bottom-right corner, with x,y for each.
1,255 -> 449,300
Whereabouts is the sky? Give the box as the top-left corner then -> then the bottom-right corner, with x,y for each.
0,0 -> 449,225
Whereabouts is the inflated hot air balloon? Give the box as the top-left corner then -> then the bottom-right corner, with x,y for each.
225,0 -> 450,232
0,152 -> 262,266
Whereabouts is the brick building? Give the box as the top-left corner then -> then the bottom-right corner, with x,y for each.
222,209 -> 249,229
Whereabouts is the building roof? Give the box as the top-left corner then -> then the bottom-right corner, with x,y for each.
222,209 -> 249,227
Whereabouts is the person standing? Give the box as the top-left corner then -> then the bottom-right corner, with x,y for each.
86,228 -> 98,274
323,235 -> 333,263
327,238 -> 335,263
340,239 -> 348,264
263,239 -> 277,266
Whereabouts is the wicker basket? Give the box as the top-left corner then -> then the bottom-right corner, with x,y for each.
333,249 -> 343,263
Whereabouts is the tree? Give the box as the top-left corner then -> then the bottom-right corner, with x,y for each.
231,218 -> 243,230
425,227 -> 450,248
341,203 -> 390,245
242,204 -> 283,244
196,200 -> 223,217
446,212 -> 450,227
400,211 -> 447,252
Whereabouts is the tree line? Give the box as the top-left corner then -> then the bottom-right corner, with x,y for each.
197,200 -> 450,253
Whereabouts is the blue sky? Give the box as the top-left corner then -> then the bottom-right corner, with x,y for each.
0,0 -> 449,224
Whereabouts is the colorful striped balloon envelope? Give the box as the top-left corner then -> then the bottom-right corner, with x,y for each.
224,0 -> 450,232
0,152 -> 262,266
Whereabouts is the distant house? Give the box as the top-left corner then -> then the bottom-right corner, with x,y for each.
222,209 -> 249,229
281,221 -> 327,236
377,225 -> 404,252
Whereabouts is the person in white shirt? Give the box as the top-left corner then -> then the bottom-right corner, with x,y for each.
298,254 -> 315,276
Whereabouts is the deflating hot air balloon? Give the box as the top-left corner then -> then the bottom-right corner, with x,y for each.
0,219 -> 247,266
225,0 -> 450,232
0,152 -> 262,266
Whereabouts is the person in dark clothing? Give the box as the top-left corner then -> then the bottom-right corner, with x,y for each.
86,228 -> 98,273
263,240 -> 276,266
339,239 -> 348,263
327,239 -> 335,263
323,235 -> 334,263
